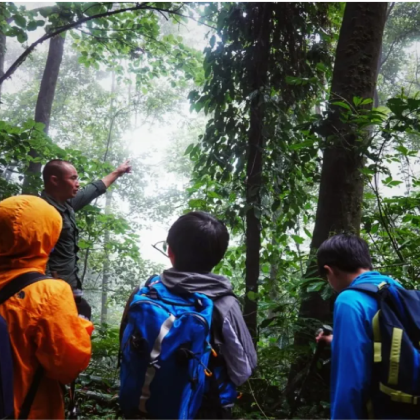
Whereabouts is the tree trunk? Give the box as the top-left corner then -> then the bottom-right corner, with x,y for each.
0,2 -> 6,104
313,1 -> 387,266
243,3 -> 272,342
290,1 -> 388,407
22,34 -> 65,195
100,72 -> 116,325
268,210 -> 282,320
101,190 -> 112,325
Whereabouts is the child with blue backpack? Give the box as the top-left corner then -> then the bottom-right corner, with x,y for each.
119,211 -> 257,419
316,234 -> 420,419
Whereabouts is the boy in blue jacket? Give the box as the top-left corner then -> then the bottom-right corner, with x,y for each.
316,234 -> 402,419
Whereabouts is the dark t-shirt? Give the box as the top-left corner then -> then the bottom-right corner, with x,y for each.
41,180 -> 106,288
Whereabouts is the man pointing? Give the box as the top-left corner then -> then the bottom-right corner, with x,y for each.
41,159 -> 131,290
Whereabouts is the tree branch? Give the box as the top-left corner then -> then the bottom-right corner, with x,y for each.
370,178 -> 405,263
386,2 -> 396,22
0,3 -> 201,85
380,38 -> 397,68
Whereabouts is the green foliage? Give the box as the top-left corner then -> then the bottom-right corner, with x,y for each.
74,325 -> 122,419
379,2 -> 420,102
1,2 -> 204,87
3,2 -> 420,419
184,3 -> 341,418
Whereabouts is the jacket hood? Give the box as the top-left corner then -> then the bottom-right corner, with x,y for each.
161,268 -> 233,298
0,195 -> 62,284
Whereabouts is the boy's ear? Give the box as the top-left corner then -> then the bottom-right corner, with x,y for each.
168,246 -> 175,266
324,265 -> 334,276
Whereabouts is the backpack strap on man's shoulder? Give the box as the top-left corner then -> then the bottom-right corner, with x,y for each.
145,274 -> 160,287
118,274 -> 160,366
344,281 -> 389,296
0,272 -> 51,304
0,272 -> 49,420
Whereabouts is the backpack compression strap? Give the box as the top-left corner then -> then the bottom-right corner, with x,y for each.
0,272 -> 50,420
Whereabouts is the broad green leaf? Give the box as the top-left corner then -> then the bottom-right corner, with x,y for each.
395,145 -> 409,156
307,281 -> 325,292
316,62 -> 327,72
353,96 -> 362,106
185,143 -> 194,155
291,235 -> 304,245
16,31 -> 28,43
13,14 -> 26,28
361,98 -> 373,105
371,224 -> 379,234
27,21 -> 38,31
331,101 -> 351,111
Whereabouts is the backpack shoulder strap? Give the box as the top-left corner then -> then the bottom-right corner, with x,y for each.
0,272 -> 50,419
118,274 -> 160,364
18,366 -> 43,419
0,272 -> 51,305
119,285 -> 140,348
343,281 -> 389,296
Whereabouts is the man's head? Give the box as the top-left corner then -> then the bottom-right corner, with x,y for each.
43,159 -> 79,202
317,234 -> 373,292
167,211 -> 229,273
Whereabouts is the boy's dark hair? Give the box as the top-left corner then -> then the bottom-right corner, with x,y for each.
43,159 -> 72,183
317,234 -> 373,275
167,211 -> 229,272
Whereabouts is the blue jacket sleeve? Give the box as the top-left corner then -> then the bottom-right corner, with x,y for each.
330,293 -> 372,419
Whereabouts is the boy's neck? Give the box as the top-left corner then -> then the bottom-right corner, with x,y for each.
342,268 -> 370,289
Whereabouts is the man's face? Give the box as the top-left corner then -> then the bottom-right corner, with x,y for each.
53,164 -> 80,200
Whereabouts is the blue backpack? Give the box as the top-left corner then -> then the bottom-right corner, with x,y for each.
348,281 -> 420,419
119,276 -> 236,419
0,272 -> 47,419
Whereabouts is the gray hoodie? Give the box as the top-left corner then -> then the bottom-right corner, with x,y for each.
161,268 -> 257,386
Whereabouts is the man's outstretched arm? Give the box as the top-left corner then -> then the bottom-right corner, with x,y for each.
102,160 -> 132,188
71,160 -> 132,211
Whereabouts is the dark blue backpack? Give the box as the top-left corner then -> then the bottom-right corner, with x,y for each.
119,277 -> 237,419
0,272 -> 47,419
348,281 -> 420,419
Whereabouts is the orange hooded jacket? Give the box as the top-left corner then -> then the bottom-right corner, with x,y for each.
0,195 -> 94,419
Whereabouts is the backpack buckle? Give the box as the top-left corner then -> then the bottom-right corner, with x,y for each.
148,288 -> 159,300
380,382 -> 419,405
149,360 -> 161,369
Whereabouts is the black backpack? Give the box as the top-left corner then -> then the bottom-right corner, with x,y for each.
0,272 -> 49,419
347,281 -> 420,419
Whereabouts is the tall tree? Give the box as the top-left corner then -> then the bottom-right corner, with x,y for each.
306,1 -> 388,320
100,72 -> 116,325
243,3 -> 273,340
101,190 -> 113,325
291,1 -> 388,408
0,3 -> 5,104
188,2 -> 332,341
22,34 -> 65,194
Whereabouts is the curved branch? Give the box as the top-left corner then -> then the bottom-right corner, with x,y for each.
0,3 -> 201,85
